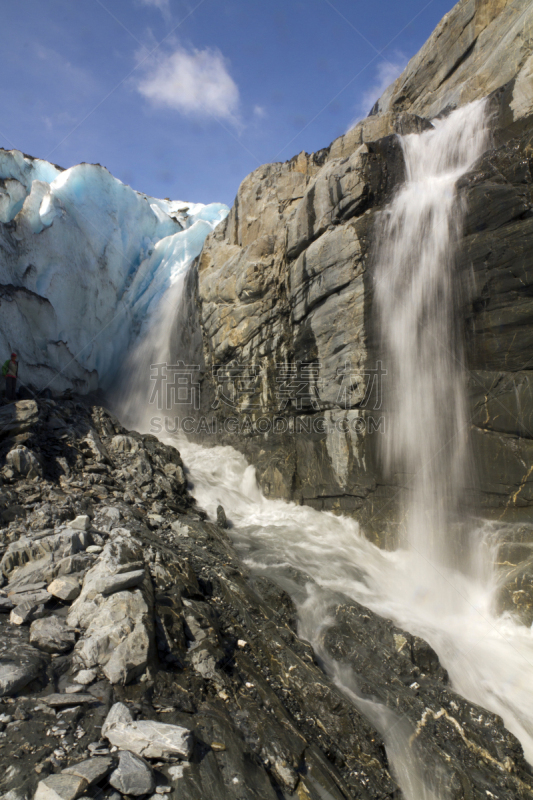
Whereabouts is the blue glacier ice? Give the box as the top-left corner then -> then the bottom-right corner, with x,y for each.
0,149 -> 228,392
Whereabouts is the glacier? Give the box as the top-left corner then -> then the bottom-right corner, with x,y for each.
0,149 -> 228,394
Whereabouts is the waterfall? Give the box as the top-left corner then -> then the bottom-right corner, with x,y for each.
374,100 -> 490,580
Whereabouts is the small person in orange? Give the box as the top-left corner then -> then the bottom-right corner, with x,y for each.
2,353 -> 18,402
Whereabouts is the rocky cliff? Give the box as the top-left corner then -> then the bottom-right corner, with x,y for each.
182,0 -> 533,545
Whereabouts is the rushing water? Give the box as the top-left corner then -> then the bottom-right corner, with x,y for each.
114,101 -> 533,798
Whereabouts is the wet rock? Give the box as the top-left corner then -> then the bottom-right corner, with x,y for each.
108,750 -> 155,795
104,719 -> 194,760
216,505 -> 228,528
29,616 -> 76,654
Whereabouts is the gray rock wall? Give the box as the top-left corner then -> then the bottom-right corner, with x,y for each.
181,0 -> 533,544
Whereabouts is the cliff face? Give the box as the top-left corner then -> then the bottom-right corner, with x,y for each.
184,0 -> 533,542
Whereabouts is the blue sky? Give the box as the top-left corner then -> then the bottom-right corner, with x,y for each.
2,0 -> 455,207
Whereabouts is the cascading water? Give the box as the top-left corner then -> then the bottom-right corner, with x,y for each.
373,99 -> 490,581
113,100 -> 533,797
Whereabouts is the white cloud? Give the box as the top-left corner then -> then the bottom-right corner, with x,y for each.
253,105 -> 266,119
348,55 -> 407,130
137,46 -> 240,122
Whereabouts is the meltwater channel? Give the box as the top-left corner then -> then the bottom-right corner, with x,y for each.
115,101 -> 533,799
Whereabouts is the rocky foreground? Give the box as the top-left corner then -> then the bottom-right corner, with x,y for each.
0,396 -> 532,800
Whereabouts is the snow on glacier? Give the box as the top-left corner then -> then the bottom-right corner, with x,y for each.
0,149 -> 228,393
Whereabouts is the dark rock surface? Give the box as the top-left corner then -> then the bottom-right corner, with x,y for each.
0,396 -> 531,799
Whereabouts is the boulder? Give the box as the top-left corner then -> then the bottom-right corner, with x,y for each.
6,445 -> 42,479
68,515 -> 91,532
9,600 -> 47,625
62,756 -> 114,784
0,636 -> 47,696
73,668 -> 98,685
47,576 -> 81,602
68,538 -> 153,685
102,702 -> 134,737
109,751 -> 155,795
30,615 -> 76,654
34,773 -> 87,800
104,719 -> 194,760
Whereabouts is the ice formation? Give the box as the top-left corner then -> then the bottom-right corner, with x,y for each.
0,149 -> 228,393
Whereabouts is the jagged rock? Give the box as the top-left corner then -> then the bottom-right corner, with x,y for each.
29,616 -> 76,654
216,505 -> 228,528
9,600 -> 47,625
0,400 -> 39,442
104,719 -> 194,760
68,515 -> 91,532
6,445 -> 42,479
0,529 -> 92,579
46,576 -> 80,602
73,668 -> 97,685
62,756 -> 114,784
371,0 -> 533,122
102,702 -> 134,737
108,751 -> 155,795
95,569 -> 145,597
109,435 -> 140,453
34,773 -> 87,800
10,588 -> 52,606
68,538 -> 153,685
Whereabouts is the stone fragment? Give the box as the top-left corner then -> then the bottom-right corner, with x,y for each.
102,702 -> 134,737
43,693 -> 96,707
9,600 -> 46,625
47,577 -> 81,602
69,516 -> 91,532
104,719 -> 194,760
34,773 -> 86,800
11,588 -> 52,606
30,616 -> 76,653
95,569 -> 145,597
63,756 -> 114,784
74,668 -> 98,685
7,581 -> 47,596
109,750 -> 155,795
86,545 -> 103,554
